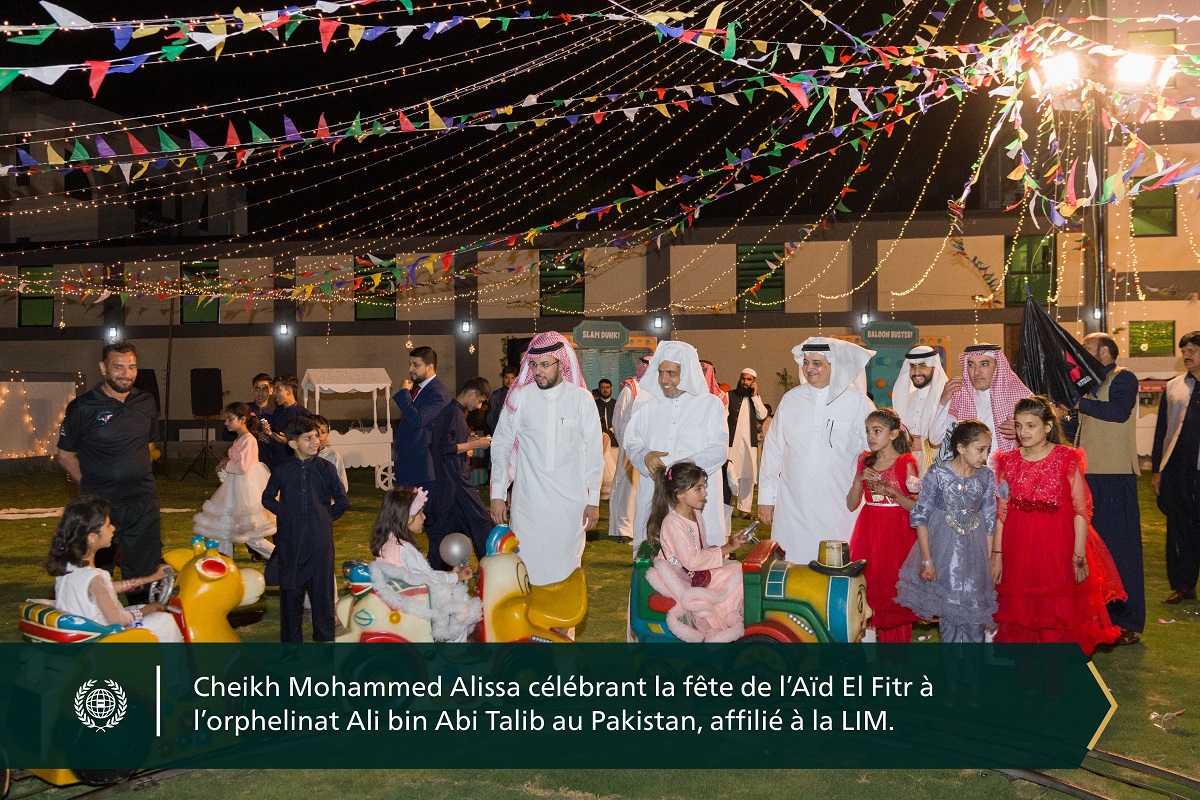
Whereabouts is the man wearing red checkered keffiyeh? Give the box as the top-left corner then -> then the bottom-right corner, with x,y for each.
488,331 -> 604,587
930,344 -> 1032,455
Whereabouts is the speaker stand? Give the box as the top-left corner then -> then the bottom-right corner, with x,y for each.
181,417 -> 220,481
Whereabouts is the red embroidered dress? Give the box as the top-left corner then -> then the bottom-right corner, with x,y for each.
849,452 -> 919,636
994,445 -> 1124,655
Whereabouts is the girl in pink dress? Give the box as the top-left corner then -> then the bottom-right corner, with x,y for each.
193,403 -> 276,558
369,487 -> 479,642
993,396 -> 1124,657
847,408 -> 920,643
645,461 -> 751,642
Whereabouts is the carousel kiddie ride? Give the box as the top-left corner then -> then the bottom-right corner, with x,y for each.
628,536 -> 872,644
9,537 -> 265,794
19,535 -> 265,645
336,526 -> 586,643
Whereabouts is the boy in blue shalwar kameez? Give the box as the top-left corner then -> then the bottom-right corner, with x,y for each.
262,416 -> 349,642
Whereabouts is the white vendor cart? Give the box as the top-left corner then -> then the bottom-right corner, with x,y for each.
300,368 -> 395,490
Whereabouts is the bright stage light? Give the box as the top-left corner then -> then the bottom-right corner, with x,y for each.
1114,53 -> 1156,90
1041,53 -> 1081,91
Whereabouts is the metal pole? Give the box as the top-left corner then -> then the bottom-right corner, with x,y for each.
1091,110 -> 1109,333
1090,0 -> 1109,333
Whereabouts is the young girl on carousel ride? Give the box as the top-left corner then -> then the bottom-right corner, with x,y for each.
992,397 -> 1124,657
45,494 -> 183,642
369,487 -> 480,642
193,402 -> 276,559
846,408 -> 920,644
646,461 -> 752,642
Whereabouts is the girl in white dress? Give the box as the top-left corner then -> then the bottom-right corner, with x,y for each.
46,495 -> 183,642
193,402 -> 276,558
370,487 -> 480,642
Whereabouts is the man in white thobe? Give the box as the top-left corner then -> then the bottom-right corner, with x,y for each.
607,356 -> 650,543
927,343 -> 1031,456
623,341 -> 730,548
490,332 -> 604,586
727,368 -> 768,516
758,337 -> 876,563
890,345 -> 948,474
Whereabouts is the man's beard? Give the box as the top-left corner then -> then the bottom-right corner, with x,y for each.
105,375 -> 133,393
910,374 -> 931,389
734,385 -> 754,397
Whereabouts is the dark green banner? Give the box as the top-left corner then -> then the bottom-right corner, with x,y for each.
0,643 -> 1113,771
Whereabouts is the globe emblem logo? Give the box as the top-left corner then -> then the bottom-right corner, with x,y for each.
74,680 -> 128,731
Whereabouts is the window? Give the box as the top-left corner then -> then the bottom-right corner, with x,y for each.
180,261 -> 220,323
1127,29 -> 1177,89
538,250 -> 584,316
1128,320 -> 1175,357
736,245 -> 786,312
354,254 -> 397,320
18,265 -> 54,327
1131,186 -> 1176,237
1004,235 -> 1055,306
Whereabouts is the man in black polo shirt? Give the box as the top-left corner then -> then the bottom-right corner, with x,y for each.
57,341 -> 162,605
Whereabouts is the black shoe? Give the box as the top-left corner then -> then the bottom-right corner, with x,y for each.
1162,589 -> 1197,604
1113,629 -> 1141,646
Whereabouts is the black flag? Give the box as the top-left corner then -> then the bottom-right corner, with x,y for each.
1014,297 -> 1105,405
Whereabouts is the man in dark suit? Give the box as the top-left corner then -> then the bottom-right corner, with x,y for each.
392,346 -> 453,496
428,377 -> 493,568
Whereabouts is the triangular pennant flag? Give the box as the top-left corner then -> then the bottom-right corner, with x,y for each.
10,26 -> 57,45
69,139 -> 89,161
315,113 -> 332,139
248,121 -> 272,144
318,18 -> 340,51
157,127 -> 180,153
84,61 -> 109,97
427,103 -> 447,130
108,53 -> 151,74
45,144 -> 65,167
112,26 -> 131,50
396,108 -> 417,132
348,23 -> 365,49
94,136 -> 117,159
40,2 -> 90,28
25,65 -> 70,85
283,116 -> 302,142
117,162 -> 131,182
233,7 -> 263,31
188,130 -> 210,150
126,131 -> 150,156
0,69 -> 21,92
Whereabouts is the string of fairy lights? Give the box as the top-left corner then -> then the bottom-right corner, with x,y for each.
2,0 -> 1190,338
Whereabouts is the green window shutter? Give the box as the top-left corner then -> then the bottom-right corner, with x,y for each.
355,254 -> 397,320
736,244 -> 786,312
18,265 -> 54,327
180,261 -> 220,324
1003,235 -> 1055,306
538,250 -> 584,316
1128,320 -> 1175,356
1131,186 -> 1176,237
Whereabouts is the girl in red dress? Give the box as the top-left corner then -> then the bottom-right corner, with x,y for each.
847,408 -> 920,643
992,396 -> 1124,657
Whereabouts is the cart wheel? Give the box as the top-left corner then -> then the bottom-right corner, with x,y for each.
375,465 -> 394,490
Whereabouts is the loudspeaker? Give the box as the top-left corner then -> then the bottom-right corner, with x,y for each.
190,368 -> 224,417
506,337 -> 533,372
133,368 -> 160,413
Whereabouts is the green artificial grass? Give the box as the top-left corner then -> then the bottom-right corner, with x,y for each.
1,462 -> 1196,799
